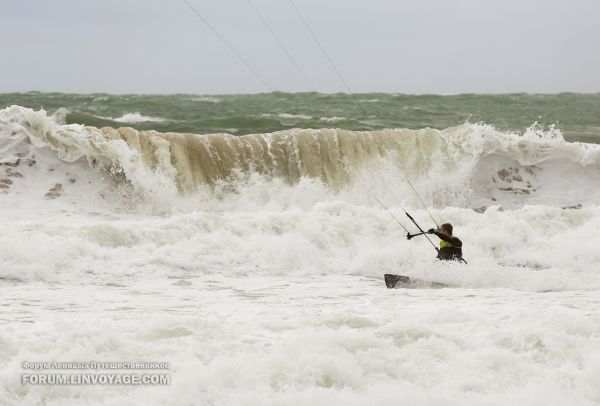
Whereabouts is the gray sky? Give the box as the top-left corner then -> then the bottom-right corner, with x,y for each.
2,0 -> 599,94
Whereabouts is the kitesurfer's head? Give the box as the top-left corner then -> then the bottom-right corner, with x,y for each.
440,223 -> 453,235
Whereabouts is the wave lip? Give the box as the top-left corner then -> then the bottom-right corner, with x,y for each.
2,105 -> 600,212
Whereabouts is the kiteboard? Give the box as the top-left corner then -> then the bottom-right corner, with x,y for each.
384,273 -> 448,289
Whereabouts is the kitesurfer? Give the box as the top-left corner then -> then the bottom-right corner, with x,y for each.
427,223 -> 463,261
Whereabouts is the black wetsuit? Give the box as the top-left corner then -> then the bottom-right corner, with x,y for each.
434,231 -> 463,261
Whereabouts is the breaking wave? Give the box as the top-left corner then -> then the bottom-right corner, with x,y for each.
1,105 -> 600,213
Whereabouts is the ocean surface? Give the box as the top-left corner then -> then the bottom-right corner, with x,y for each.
1,93 -> 600,405
3,92 -> 600,143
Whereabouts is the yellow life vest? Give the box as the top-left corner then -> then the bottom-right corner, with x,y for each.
440,238 -> 457,249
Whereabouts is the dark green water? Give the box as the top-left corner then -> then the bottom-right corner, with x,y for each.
2,92 -> 599,142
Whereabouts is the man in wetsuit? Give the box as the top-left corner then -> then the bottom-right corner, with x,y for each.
427,223 -> 463,261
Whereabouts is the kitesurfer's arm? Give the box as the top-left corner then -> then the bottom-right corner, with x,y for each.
427,228 -> 462,248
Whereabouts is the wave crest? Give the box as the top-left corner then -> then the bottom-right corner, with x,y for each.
2,105 -> 600,211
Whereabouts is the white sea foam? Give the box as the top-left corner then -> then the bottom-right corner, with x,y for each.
188,96 -> 221,103
1,105 -> 600,405
112,112 -> 165,123
278,113 -> 312,120
261,113 -> 313,125
319,116 -> 346,122
50,107 -> 70,124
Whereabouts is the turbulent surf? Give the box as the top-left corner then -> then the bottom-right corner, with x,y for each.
1,95 -> 600,406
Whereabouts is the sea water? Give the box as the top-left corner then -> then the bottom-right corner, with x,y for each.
1,94 -> 599,405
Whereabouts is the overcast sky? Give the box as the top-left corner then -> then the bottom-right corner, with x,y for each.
2,0 -> 599,94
